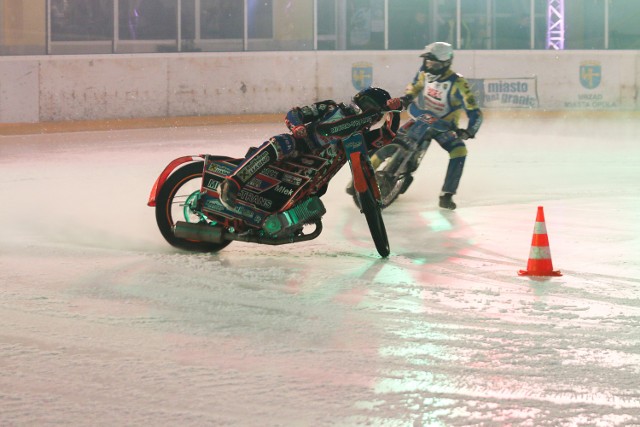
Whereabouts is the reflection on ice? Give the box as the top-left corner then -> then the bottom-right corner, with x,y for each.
0,115 -> 639,425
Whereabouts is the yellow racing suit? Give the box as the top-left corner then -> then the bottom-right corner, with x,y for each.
398,68 -> 483,197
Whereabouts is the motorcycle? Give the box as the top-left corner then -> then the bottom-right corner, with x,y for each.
350,116 -> 456,209
147,109 -> 400,258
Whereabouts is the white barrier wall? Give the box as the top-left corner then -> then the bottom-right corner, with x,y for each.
466,50 -> 638,111
0,50 -> 638,123
0,57 -> 40,123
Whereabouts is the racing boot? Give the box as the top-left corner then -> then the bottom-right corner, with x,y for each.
218,177 -> 241,210
439,192 -> 456,210
345,180 -> 355,196
439,150 -> 466,211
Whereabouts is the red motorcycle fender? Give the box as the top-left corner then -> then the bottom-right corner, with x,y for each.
147,155 -> 205,207
350,152 -> 368,194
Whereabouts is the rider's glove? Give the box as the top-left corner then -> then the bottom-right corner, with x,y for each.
292,125 -> 307,139
400,95 -> 414,107
456,128 -> 473,140
385,98 -> 403,111
285,118 -> 294,130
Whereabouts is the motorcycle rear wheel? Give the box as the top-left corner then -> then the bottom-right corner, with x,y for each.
155,161 -> 232,252
357,159 -> 391,258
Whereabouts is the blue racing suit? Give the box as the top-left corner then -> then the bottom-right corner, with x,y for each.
226,100 -> 393,191
398,68 -> 483,195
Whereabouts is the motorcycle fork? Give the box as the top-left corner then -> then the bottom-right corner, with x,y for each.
390,139 -> 429,175
385,147 -> 412,177
408,145 -> 428,173
343,134 -> 380,199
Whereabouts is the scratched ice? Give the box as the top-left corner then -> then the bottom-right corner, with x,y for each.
1,113 -> 639,426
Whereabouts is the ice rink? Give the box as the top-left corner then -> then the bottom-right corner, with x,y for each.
1,112 -> 639,426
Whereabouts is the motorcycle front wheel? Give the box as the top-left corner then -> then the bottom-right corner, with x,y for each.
356,156 -> 391,258
352,143 -> 409,210
155,161 -> 232,252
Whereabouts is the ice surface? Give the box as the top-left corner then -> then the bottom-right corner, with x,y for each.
1,114 -> 639,426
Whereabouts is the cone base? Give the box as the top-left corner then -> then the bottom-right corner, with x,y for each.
518,269 -> 562,277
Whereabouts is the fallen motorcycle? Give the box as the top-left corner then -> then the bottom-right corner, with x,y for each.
148,109 -> 400,258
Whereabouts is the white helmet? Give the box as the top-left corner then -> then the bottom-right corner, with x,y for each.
420,42 -> 453,81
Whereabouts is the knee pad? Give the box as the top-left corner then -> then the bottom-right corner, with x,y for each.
449,145 -> 468,159
434,130 -> 458,146
436,131 -> 467,155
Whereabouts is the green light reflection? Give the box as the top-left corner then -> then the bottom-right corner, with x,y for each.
420,211 -> 453,232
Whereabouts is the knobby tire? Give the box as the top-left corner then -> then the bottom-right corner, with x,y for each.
357,159 -> 391,258
155,161 -> 231,252
352,144 -> 407,210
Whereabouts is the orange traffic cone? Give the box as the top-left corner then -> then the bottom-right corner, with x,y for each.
518,206 -> 562,277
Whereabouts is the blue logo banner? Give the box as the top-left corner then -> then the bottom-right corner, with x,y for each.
352,62 -> 373,91
580,61 -> 601,89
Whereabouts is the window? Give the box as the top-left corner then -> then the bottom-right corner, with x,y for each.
609,0 -> 640,49
51,0 -> 113,42
119,0 -> 176,41
565,0 -> 605,49
201,0 -> 242,39
0,0 -> 46,55
388,0 -> 433,50
3,0 -> 640,55
347,0 -> 384,50
317,0 -> 338,50
493,0 -> 530,49
459,0 -> 486,49
246,0 -> 314,51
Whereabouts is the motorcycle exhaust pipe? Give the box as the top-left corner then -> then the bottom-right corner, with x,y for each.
173,219 -> 324,246
173,221 -> 225,244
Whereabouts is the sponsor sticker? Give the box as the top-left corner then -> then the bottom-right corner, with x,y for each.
237,151 -> 271,183
281,174 -> 303,186
205,177 -> 220,191
274,185 -> 294,197
206,161 -> 234,176
238,190 -> 273,210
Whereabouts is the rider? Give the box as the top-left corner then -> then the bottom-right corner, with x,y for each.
218,87 -> 399,208
391,41 -> 483,210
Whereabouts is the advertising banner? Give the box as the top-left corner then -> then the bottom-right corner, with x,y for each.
469,77 -> 539,109
562,60 -> 618,109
